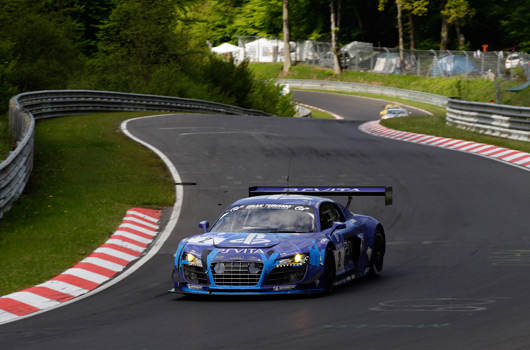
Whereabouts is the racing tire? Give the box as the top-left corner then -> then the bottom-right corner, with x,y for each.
322,247 -> 336,295
369,230 -> 385,277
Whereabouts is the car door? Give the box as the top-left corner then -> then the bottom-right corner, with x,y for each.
319,202 -> 352,275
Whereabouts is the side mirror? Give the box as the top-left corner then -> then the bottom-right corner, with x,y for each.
330,222 -> 346,234
198,221 -> 209,233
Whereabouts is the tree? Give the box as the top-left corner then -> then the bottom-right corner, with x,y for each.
330,0 -> 341,74
283,0 -> 291,72
0,1 -> 85,92
440,0 -> 475,50
379,0 -> 405,71
442,0 -> 475,50
93,0 -> 186,91
402,0 -> 429,50
232,0 -> 283,37
498,0 -> 530,52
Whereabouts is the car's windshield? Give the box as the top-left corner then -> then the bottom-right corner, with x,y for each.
211,204 -> 316,233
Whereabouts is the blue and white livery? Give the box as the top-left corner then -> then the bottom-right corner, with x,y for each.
171,186 -> 392,295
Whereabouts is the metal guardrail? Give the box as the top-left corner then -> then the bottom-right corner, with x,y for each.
1,103 -> 34,218
0,90 -> 272,219
278,79 -> 448,107
446,99 -> 530,142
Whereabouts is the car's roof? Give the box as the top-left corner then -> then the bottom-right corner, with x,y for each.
231,194 -> 329,207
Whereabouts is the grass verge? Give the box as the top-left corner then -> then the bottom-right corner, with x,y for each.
255,62 -> 530,107
0,112 -> 175,296
304,106 -> 336,119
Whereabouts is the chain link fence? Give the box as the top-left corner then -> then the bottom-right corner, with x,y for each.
233,36 -> 530,81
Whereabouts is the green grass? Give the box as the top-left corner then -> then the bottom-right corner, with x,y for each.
251,62 -> 530,107
0,112 -> 175,296
304,106 -> 335,119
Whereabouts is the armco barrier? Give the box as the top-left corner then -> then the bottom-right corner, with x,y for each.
277,79 -> 449,107
0,90 -> 271,219
446,99 -> 530,142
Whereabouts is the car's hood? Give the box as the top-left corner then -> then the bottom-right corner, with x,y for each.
213,232 -> 281,248
185,231 -> 320,257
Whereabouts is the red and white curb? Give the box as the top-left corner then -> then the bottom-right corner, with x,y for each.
0,207 -> 161,323
360,120 -> 530,171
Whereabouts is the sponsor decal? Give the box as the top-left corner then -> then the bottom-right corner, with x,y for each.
188,236 -> 216,245
294,206 -> 310,211
217,248 -> 265,254
286,187 -> 361,193
229,233 -> 271,245
229,204 -> 312,211
273,285 -> 296,291
230,256 -> 245,260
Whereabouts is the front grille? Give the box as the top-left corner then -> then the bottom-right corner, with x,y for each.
211,261 -> 263,286
264,265 -> 308,285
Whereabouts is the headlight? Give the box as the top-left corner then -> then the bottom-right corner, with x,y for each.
184,252 -> 202,267
276,253 -> 309,267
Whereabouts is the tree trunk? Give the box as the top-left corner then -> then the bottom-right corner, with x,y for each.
397,0 -> 405,72
440,0 -> 449,50
408,12 -> 415,50
282,0 -> 291,72
330,0 -> 341,75
456,25 -> 464,50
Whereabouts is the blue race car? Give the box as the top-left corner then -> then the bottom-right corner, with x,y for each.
171,186 -> 392,295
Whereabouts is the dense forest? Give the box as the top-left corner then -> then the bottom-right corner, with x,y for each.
1,0 -> 529,114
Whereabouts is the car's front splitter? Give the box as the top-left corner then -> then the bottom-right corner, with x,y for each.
171,283 -> 323,295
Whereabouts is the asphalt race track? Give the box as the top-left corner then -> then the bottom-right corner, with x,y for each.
1,91 -> 530,349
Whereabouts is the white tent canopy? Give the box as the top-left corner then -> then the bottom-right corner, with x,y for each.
212,43 -> 240,54
211,42 -> 245,63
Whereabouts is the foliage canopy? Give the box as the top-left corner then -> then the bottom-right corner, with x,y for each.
1,0 -> 529,117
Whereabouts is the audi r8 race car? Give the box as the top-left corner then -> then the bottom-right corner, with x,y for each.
171,186 -> 392,295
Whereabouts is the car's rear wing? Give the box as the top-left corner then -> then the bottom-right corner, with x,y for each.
249,186 -> 393,206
